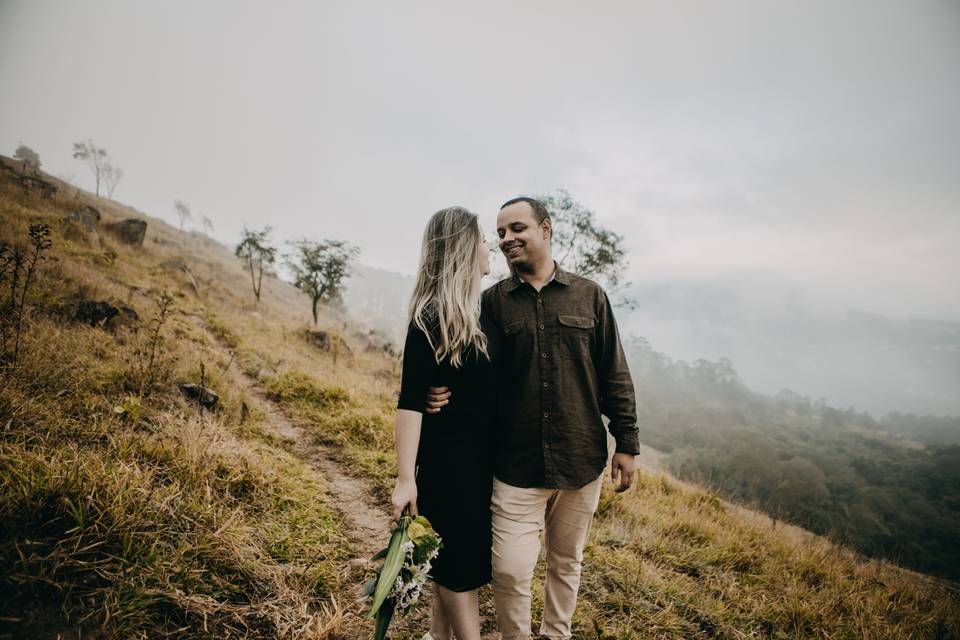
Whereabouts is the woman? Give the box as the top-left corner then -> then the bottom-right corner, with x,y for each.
392,206 -> 497,640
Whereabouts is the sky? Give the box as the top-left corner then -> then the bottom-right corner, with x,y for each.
2,0 -> 958,414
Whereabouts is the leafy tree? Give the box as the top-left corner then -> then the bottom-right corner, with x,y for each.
285,239 -> 359,325
13,143 -> 40,174
235,226 -> 276,303
538,189 -> 634,308
72,139 -> 115,196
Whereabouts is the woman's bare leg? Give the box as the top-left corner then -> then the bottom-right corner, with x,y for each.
433,583 -> 481,640
429,586 -> 453,640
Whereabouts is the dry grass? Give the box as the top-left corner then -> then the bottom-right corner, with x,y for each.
1,163 -> 958,639
0,174 -> 351,638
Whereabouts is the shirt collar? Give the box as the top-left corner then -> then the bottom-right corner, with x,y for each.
503,261 -> 570,292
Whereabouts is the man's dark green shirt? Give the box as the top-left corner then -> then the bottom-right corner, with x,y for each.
481,262 -> 639,490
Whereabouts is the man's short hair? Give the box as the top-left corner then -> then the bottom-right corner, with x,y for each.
500,196 -> 551,224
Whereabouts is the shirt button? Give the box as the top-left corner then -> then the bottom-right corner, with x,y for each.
577,319 -> 583,325
543,412 -> 549,418
541,353 -> 547,359
542,382 -> 549,388
539,324 -> 545,330
544,442 -> 551,449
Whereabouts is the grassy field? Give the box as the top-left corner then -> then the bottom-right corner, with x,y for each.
1,162 -> 958,639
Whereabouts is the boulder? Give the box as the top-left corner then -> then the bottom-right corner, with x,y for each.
107,306 -> 140,332
177,382 -> 220,410
105,218 -> 147,247
70,205 -> 101,224
67,206 -> 102,247
302,329 -> 353,354
158,258 -> 199,292
304,329 -> 332,350
19,175 -> 58,198
74,300 -> 139,330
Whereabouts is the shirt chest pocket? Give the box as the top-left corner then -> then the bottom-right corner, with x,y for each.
557,314 -> 594,361
502,318 -> 535,367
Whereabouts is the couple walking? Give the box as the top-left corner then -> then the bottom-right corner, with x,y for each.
392,196 -> 639,640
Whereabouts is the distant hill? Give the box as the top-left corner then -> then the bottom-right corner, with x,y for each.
619,277 -> 960,417
343,263 -> 414,344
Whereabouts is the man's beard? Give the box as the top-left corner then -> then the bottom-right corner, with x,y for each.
511,258 -> 535,274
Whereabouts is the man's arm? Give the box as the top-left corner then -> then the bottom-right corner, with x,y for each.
425,386 -> 450,413
425,286 -> 499,413
595,289 -> 639,491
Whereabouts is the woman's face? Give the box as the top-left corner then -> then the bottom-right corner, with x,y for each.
479,232 -> 491,276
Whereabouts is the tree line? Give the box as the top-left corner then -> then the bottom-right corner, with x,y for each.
623,336 -> 960,582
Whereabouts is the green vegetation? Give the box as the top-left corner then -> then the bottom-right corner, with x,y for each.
624,335 -> 960,582
285,238 -> 360,325
538,189 -> 634,308
234,226 -> 277,304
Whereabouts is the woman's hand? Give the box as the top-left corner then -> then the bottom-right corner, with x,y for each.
391,478 -> 418,522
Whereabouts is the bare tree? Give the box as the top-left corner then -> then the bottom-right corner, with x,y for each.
235,227 -> 277,303
174,200 -> 191,230
72,139 -> 112,196
285,239 -> 359,325
201,215 -> 214,235
103,165 -> 124,198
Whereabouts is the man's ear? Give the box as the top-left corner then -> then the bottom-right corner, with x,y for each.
541,218 -> 552,241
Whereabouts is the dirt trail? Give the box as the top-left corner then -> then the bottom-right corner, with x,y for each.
247,385 -> 391,561
200,320 -> 501,638
193,315 -> 391,560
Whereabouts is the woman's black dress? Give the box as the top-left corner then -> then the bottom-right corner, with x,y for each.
396,314 -> 498,592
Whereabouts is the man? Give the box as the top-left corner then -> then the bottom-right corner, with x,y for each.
426,196 -> 639,640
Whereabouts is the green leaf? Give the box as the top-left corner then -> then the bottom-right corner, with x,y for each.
372,599 -> 395,640
366,518 -> 410,619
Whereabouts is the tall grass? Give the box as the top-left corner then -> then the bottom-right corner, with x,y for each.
0,181 -> 352,636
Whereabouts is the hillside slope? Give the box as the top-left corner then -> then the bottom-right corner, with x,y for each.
1,159 -> 957,639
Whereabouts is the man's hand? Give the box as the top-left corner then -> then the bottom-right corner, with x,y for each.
610,453 -> 637,493
425,386 -> 451,414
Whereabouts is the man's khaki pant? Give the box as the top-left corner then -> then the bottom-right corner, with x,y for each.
490,472 -> 604,640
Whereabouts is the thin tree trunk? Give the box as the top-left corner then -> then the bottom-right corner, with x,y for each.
248,258 -> 259,302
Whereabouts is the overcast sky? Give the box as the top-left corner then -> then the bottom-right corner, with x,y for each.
2,1 -> 959,412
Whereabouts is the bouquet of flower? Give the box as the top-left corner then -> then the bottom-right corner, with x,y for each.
364,513 -> 442,640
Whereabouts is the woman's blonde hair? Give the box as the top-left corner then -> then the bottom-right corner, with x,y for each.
408,206 -> 489,367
